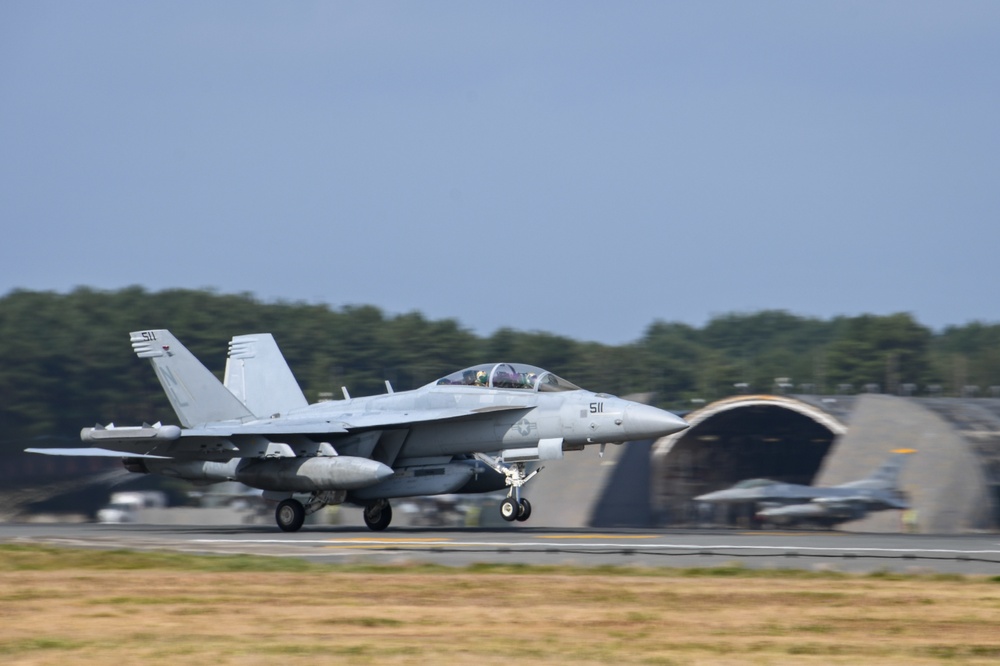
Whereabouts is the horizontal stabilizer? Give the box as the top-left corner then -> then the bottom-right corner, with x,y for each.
26,447 -> 169,458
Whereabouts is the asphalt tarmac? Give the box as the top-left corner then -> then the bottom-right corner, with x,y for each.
3,522 -> 1000,575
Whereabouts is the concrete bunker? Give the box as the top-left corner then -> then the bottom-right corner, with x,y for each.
651,395 -> 847,526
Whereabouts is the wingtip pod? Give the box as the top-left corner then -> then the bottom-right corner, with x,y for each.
81,424 -> 182,442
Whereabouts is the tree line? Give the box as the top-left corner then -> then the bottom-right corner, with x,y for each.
2,287 -> 999,446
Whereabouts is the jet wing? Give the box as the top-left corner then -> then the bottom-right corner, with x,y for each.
76,419 -> 351,441
183,404 -> 529,436
332,404 -> 530,430
182,420 -> 350,437
50,404 -> 532,460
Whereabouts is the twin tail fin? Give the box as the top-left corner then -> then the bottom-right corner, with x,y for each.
131,330 -> 255,428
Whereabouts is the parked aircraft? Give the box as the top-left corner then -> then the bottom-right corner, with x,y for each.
28,330 -> 688,531
694,449 -> 915,528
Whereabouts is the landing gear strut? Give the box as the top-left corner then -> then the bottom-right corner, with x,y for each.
363,499 -> 392,531
473,455 -> 542,524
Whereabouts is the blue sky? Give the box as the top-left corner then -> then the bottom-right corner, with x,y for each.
2,3 -> 998,344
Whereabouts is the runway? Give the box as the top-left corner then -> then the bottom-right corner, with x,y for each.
3,523 -> 1000,575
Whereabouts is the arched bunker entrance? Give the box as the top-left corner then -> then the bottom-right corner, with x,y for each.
651,395 -> 847,526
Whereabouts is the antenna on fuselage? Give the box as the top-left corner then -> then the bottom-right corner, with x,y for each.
341,386 -> 351,400
385,380 -> 394,394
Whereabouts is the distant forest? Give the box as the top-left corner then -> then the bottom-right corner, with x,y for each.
3,287 -> 1000,446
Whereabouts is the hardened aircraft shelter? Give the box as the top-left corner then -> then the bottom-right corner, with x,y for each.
651,394 -> 1000,533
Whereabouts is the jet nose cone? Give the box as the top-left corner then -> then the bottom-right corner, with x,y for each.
622,403 -> 689,440
693,490 -> 728,502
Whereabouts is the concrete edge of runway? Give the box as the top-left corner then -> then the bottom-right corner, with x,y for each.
2,522 -> 1000,576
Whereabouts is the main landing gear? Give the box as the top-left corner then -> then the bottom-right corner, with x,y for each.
363,499 -> 392,531
273,494 -> 393,532
276,498 -> 305,532
274,491 -> 344,532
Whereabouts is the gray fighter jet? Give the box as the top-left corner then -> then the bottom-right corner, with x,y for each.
694,449 -> 914,528
28,330 -> 688,531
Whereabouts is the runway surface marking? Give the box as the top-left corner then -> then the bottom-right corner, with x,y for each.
539,534 -> 658,540
742,531 -> 848,537
328,537 -> 453,543
187,538 -> 1000,556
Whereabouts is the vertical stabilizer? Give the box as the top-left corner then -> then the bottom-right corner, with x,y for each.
867,449 -> 915,488
838,449 -> 915,490
131,330 -> 255,428
224,333 -> 309,418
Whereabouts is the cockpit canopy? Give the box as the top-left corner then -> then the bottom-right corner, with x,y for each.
433,363 -> 581,392
731,478 -> 779,489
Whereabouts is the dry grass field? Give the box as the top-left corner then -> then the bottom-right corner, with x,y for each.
1,545 -> 999,665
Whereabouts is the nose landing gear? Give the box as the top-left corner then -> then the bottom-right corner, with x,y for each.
474,455 -> 541,523
500,497 -> 531,522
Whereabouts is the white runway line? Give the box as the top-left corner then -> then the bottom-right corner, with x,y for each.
189,538 -> 1000,556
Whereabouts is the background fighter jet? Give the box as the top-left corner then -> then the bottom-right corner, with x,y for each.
28,330 -> 688,531
694,449 -> 915,528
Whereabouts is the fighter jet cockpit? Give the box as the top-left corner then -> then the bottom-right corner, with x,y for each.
434,363 -> 581,392
731,478 -> 780,489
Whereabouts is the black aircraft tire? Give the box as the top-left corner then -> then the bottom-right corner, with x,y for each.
363,501 -> 392,531
276,499 -> 306,532
516,498 -> 532,522
500,498 -> 519,522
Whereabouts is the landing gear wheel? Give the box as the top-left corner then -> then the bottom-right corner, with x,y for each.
276,499 -> 306,532
363,500 -> 392,531
500,497 -> 520,522
516,498 -> 532,522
